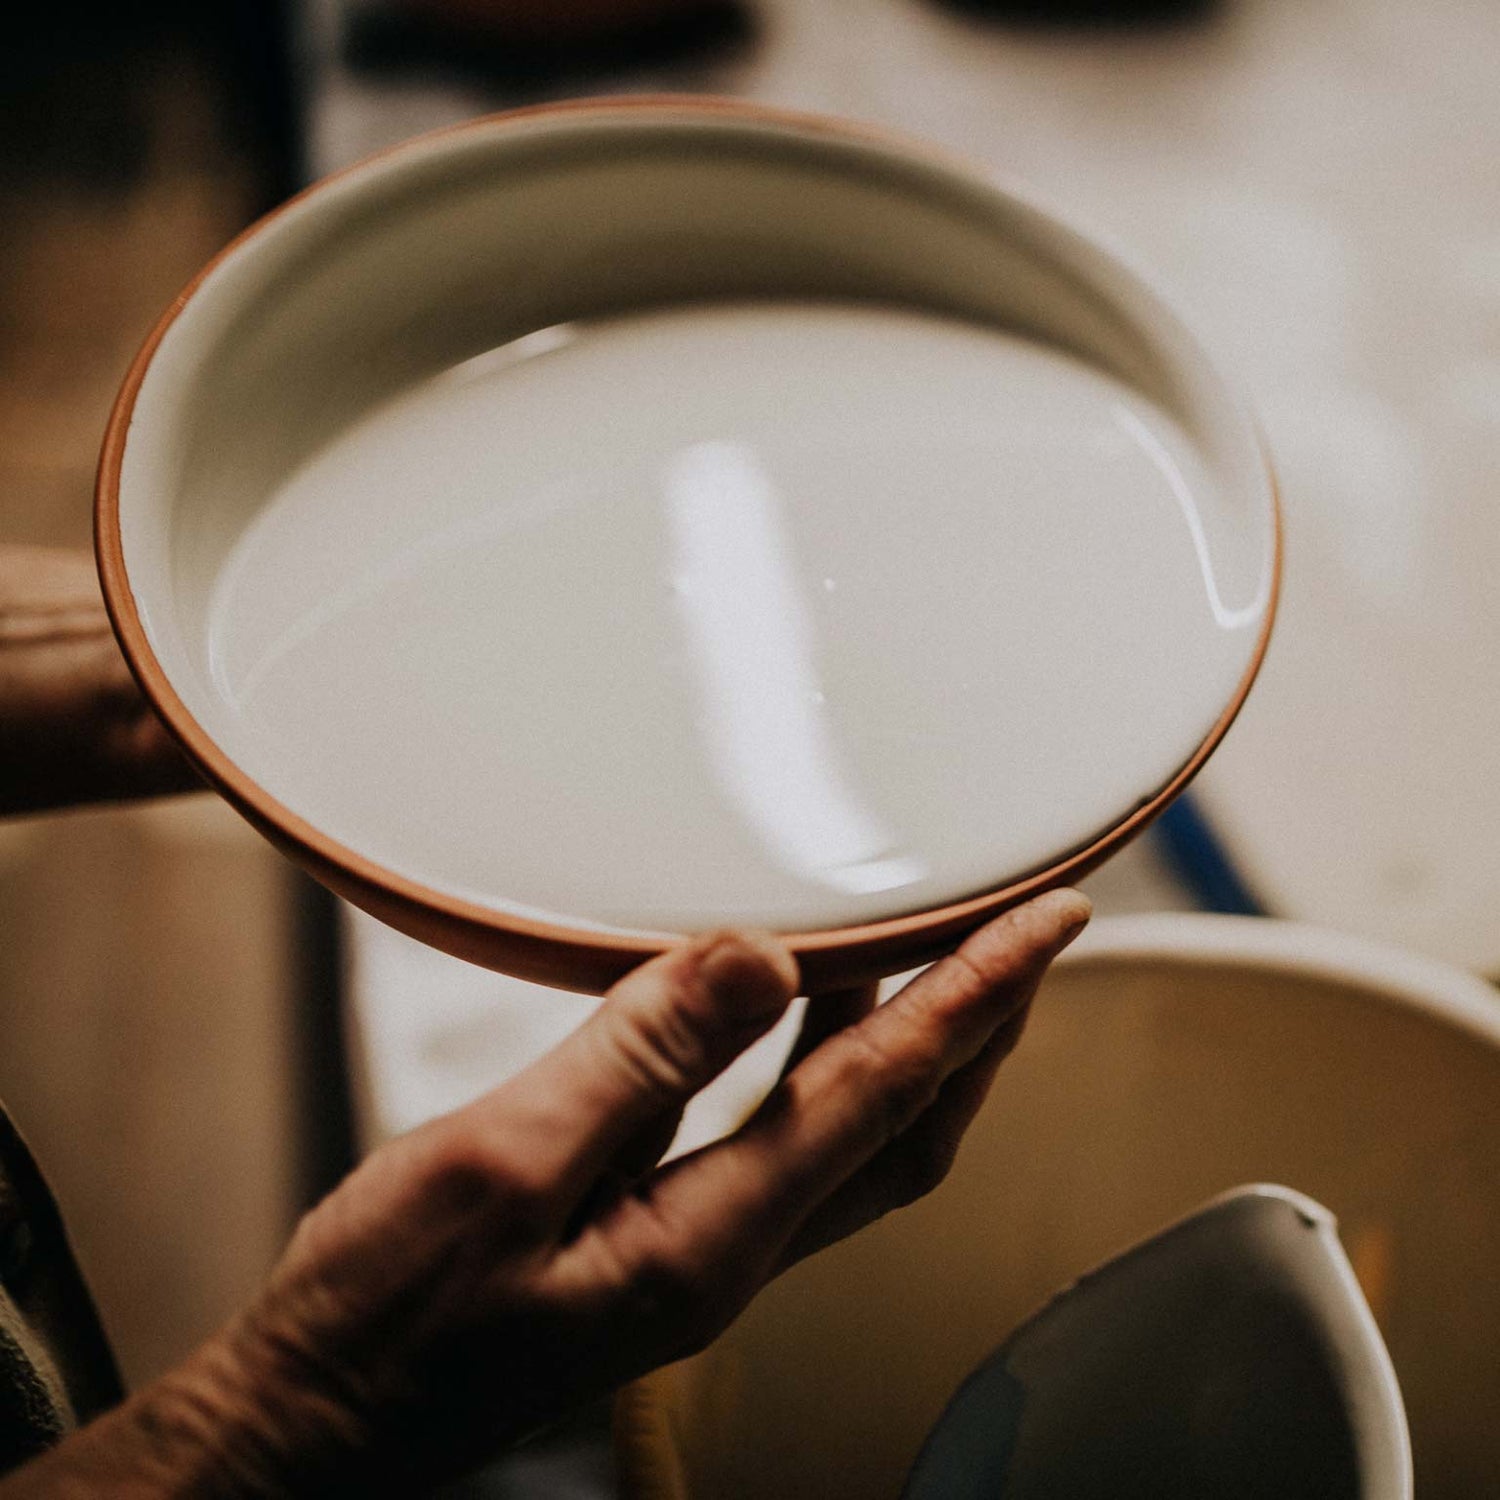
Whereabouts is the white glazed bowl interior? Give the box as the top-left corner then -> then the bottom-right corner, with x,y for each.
114,105 -> 1275,945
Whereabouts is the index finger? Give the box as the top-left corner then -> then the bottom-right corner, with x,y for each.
620,890 -> 1090,1267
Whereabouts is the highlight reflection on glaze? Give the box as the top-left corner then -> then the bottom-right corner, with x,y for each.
1113,406 -> 1270,631
666,440 -> 926,896
199,301 -> 1269,934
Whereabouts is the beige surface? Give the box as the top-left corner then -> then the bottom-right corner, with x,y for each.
0,805 -> 298,1387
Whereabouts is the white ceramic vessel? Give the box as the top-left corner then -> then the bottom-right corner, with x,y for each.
904,1186 -> 1410,1500
99,99 -> 1278,991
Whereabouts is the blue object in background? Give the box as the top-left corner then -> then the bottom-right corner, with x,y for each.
1156,795 -> 1264,916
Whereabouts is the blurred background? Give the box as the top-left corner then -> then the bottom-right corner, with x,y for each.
3,0 -> 1498,1410
1,0 -> 307,1389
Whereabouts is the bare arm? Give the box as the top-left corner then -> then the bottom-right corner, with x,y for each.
0,892 -> 1090,1497
0,547 -> 199,816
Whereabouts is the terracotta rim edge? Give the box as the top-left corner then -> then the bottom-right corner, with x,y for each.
95,95 -> 1283,993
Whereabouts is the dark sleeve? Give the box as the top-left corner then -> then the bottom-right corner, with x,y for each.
0,1103 -> 123,1475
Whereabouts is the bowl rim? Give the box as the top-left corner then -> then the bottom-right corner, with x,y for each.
95,93 -> 1283,994
1058,913 -> 1500,1047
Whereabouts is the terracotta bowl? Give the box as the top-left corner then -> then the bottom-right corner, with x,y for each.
98,98 -> 1278,993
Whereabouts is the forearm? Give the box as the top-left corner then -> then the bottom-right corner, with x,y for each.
0,1320 -> 366,1499
0,547 -> 199,815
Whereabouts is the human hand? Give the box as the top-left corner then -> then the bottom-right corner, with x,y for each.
3,890 -> 1089,1497
0,546 -> 199,816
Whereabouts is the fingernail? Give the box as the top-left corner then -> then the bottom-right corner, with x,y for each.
1029,889 -> 1093,951
693,929 -> 800,1019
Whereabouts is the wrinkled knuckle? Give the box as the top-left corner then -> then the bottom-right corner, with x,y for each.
610,1207 -> 754,1362
418,1131 -> 547,1228
420,1133 -> 500,1204
944,945 -> 994,1002
842,1027 -> 942,1142
964,900 -> 1064,983
609,1003 -> 706,1102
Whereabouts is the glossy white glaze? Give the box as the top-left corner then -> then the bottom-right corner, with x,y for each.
201,301 -> 1261,933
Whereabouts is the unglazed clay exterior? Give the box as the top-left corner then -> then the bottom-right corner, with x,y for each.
100,100 -> 1278,986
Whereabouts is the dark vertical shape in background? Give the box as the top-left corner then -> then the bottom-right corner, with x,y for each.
218,0 -> 309,214
228,0 -> 361,1206
6,0 -> 355,1209
292,878 -> 359,1206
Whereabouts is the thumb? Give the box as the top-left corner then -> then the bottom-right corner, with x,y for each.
497,930 -> 799,1205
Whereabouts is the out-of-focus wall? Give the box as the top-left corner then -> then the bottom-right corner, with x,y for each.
0,15 -> 301,1387
0,807 -> 298,1386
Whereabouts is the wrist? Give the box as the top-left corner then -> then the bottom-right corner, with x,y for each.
1,1317 -> 372,1500
149,1311 -> 375,1497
